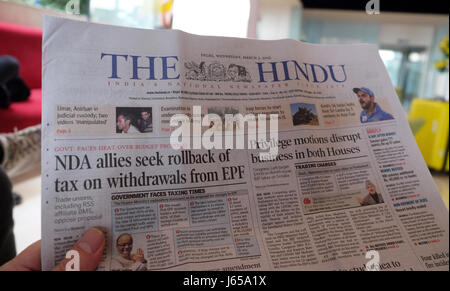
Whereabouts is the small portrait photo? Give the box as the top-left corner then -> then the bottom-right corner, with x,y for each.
116,107 -> 153,134
207,106 -> 240,131
290,103 -> 319,126
356,180 -> 385,207
352,87 -> 394,123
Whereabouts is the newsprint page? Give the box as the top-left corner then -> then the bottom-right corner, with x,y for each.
41,16 -> 449,271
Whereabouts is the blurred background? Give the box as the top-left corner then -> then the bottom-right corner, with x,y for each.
0,0 -> 448,252
1,0 -> 448,109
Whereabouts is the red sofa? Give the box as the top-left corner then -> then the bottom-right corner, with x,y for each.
0,21 -> 42,133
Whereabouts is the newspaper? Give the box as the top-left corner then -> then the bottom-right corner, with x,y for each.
41,16 -> 449,271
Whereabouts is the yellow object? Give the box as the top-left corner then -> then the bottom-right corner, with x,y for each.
434,35 -> 449,72
439,36 -> 449,57
434,60 -> 449,71
160,0 -> 173,13
408,99 -> 449,171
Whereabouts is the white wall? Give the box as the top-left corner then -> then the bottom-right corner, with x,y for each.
379,24 -> 434,47
257,0 -> 302,40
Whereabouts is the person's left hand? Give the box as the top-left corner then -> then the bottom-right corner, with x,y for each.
0,227 -> 105,271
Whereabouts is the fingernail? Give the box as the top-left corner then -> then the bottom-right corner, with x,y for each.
77,228 -> 105,254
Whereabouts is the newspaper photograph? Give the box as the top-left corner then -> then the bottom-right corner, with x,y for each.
41,16 -> 449,271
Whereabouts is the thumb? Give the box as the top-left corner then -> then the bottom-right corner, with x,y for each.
53,227 -> 106,271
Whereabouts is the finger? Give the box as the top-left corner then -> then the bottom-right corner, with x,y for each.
53,227 -> 105,271
0,240 -> 42,271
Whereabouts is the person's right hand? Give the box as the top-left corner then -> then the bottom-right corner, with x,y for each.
133,248 -> 147,263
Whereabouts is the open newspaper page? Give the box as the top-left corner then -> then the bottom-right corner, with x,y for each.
41,16 -> 449,271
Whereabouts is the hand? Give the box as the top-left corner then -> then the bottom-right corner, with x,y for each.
0,227 -> 105,271
132,248 -> 147,264
356,197 -> 364,205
